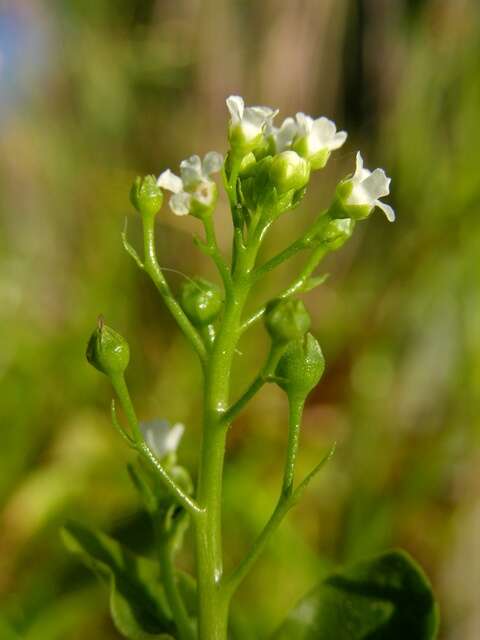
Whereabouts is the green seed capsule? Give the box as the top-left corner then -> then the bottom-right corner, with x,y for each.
180,277 -> 223,326
275,333 -> 325,398
265,299 -> 311,344
86,318 -> 130,376
130,175 -> 163,218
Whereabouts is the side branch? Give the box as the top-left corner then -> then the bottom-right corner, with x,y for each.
241,244 -> 329,333
222,444 -> 335,600
110,372 -> 204,518
221,344 -> 285,427
197,216 -> 233,293
142,216 -> 207,364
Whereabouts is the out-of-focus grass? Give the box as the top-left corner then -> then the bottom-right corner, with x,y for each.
0,1 -> 479,638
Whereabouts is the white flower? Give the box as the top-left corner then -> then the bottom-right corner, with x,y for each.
140,419 -> 185,459
226,95 -> 278,151
346,152 -> 395,221
157,151 -> 223,216
293,113 -> 347,165
266,117 -> 297,153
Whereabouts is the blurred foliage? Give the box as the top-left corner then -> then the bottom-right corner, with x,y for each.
0,0 -> 479,638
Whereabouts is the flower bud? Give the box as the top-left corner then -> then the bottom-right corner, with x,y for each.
265,299 -> 311,344
180,277 -> 223,326
322,218 -> 355,250
130,175 -> 163,218
269,151 -> 310,194
86,318 -> 130,376
275,333 -> 325,398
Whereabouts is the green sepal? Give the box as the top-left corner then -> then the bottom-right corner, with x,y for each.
272,549 -> 439,640
330,180 -> 372,221
62,521 -> 196,639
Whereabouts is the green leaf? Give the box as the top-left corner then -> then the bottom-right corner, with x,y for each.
62,521 -> 195,640
273,549 -> 439,640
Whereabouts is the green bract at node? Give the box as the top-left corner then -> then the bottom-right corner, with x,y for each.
180,277 -> 223,326
276,333 -> 325,399
86,319 -> 130,376
130,175 -> 163,218
265,299 -> 311,344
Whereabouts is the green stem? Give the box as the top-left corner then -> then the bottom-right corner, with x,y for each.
282,395 -> 305,495
221,343 -> 285,427
203,216 -> 233,293
241,244 -> 328,333
158,535 -> 196,640
222,494 -> 292,601
110,373 -> 202,518
142,214 -> 207,365
194,220 -> 268,640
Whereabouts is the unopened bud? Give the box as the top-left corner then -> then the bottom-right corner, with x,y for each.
86,318 -> 130,376
180,277 -> 223,326
275,333 -> 325,398
269,151 -> 310,194
130,175 -> 163,218
265,299 -> 311,344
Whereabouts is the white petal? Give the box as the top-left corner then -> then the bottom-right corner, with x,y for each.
140,419 -> 184,458
312,117 -> 337,143
157,169 -> 183,194
169,192 -> 191,216
226,95 -> 244,123
180,155 -> 203,186
376,199 -> 395,222
202,151 -> 224,176
329,130 -> 348,150
244,105 -> 278,128
295,112 -> 313,135
163,422 -> 185,454
275,117 -> 297,151
353,151 -> 371,182
361,168 -> 391,199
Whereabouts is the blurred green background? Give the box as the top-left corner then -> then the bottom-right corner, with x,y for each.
0,0 -> 479,638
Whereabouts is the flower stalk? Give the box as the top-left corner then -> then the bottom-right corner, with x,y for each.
86,94 -> 395,640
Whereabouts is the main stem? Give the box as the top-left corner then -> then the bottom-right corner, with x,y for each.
194,236 -> 260,640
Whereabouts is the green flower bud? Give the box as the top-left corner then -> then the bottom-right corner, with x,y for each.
86,318 -> 130,376
269,151 -> 310,194
275,333 -> 325,398
265,299 -> 311,344
130,175 -> 163,217
180,277 -> 223,326
322,218 -> 355,250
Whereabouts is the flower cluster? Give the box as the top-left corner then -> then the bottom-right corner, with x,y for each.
151,95 -> 394,222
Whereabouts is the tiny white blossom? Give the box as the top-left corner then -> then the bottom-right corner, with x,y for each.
346,152 -> 395,221
157,151 -> 223,216
141,419 -> 185,459
266,117 -> 297,153
294,113 -> 347,157
226,95 -> 278,149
